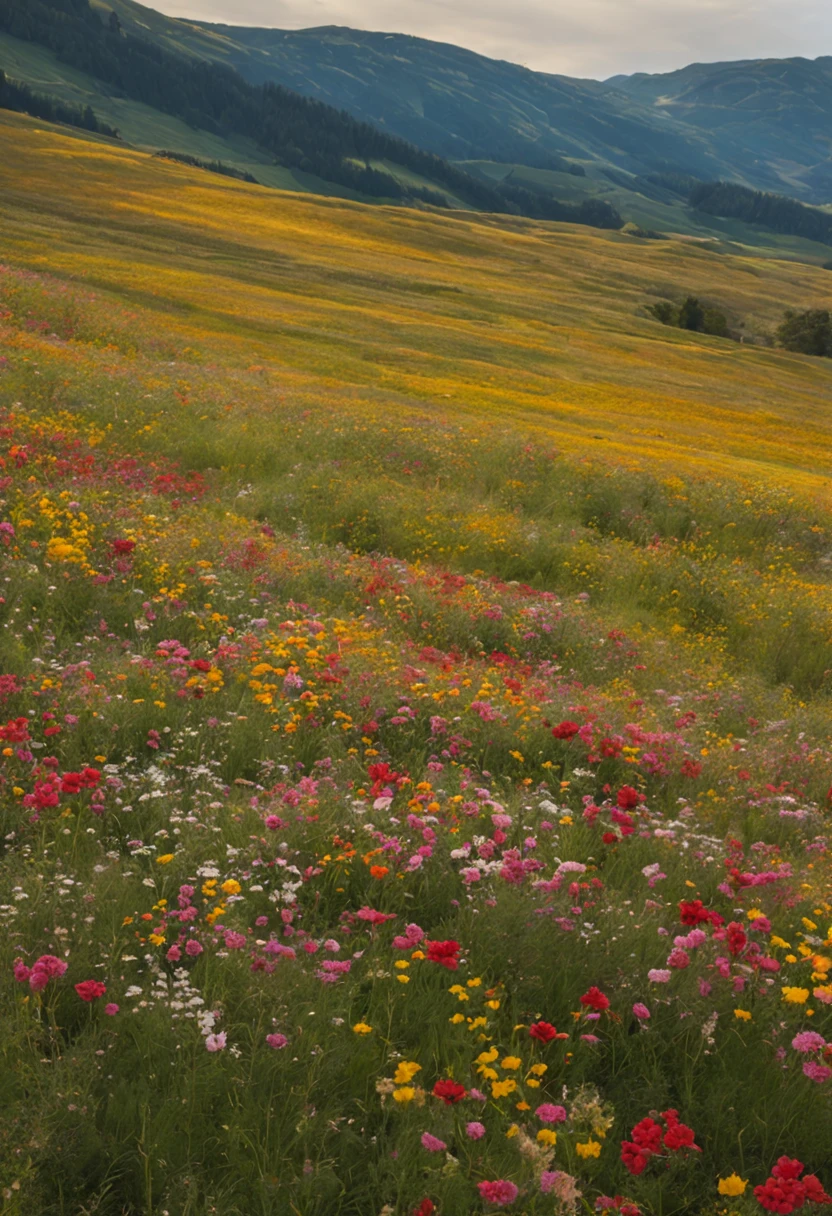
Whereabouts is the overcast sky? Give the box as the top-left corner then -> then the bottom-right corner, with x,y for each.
152,0 -> 831,77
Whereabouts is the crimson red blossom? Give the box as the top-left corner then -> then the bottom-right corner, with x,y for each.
551,720 -> 580,740
529,1020 -> 559,1043
425,940 -> 460,969
432,1078 -> 467,1104
579,986 -> 610,1012
616,785 -> 641,810
75,980 -> 107,1002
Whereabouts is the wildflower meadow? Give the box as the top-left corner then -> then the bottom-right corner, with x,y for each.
2,109 -> 832,1216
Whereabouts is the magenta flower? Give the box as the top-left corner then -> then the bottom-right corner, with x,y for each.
803,1061 -> 832,1083
466,1121 -> 486,1140
420,1132 -> 447,1152
104,1003 -> 119,1016
647,968 -> 671,983
266,1033 -> 288,1049
477,1180 -> 519,1207
633,1003 -> 651,1020
792,1031 -> 826,1053
535,1103 -> 567,1124
205,1032 -> 227,1052
16,954 -> 68,992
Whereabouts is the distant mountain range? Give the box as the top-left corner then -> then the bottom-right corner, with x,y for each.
106,0 -> 832,204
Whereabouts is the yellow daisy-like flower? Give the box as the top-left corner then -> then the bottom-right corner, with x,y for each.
221,879 -> 241,895
392,1087 -> 415,1104
393,1061 -> 421,1084
718,1174 -> 748,1197
501,1056 -> 522,1071
352,1022 -> 373,1034
156,854 -> 175,865
734,1009 -> 752,1021
491,1079 -> 517,1099
781,987 -> 810,1004
537,1129 -> 557,1146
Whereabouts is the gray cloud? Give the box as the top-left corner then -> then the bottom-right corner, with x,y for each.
153,0 -> 832,77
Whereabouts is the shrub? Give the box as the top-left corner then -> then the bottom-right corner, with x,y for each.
777,308 -> 832,356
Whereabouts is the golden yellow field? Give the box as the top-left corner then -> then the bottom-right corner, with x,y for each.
2,110 -> 832,492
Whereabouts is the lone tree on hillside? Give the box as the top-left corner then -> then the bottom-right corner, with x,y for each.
678,296 -> 705,332
777,309 -> 832,357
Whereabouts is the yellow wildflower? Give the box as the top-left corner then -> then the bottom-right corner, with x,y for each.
718,1174 -> 748,1197
576,1139 -> 602,1159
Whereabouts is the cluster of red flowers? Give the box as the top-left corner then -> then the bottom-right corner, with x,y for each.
621,1110 -> 700,1176
678,899 -> 724,928
0,715 -> 30,743
425,940 -> 460,970
61,767 -> 101,794
754,1158 -> 832,1213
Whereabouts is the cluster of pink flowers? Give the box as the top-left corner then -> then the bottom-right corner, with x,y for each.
13,954 -> 67,992
477,1179 -> 519,1208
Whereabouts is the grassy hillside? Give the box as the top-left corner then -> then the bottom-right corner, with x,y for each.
5,111 -> 832,1214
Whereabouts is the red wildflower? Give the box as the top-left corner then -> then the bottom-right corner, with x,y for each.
426,940 -> 460,970
529,1020 -> 558,1043
413,1202 -> 435,1216
61,768 -> 100,794
678,899 -> 711,926
432,1078 -> 467,1104
726,921 -> 747,956
661,1110 -> 699,1152
110,538 -> 136,555
552,720 -> 580,740
0,716 -> 29,743
616,785 -> 640,810
754,1166 -> 812,1215
579,986 -> 610,1012
75,980 -> 107,1002
621,1143 -> 650,1176
630,1117 -> 663,1154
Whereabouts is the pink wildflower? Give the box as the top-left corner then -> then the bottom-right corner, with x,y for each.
420,1133 -> 446,1152
477,1180 -> 519,1207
